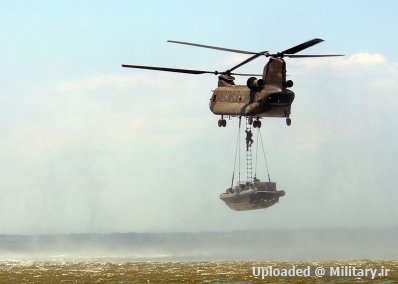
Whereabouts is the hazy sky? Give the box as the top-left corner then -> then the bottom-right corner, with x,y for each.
0,0 -> 397,234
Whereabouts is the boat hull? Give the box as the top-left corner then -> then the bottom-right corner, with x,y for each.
220,181 -> 285,211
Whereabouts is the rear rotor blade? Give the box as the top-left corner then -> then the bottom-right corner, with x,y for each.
167,40 -> 271,73
285,54 -> 345,58
281,38 -> 324,55
168,40 -> 263,55
122,64 -> 216,75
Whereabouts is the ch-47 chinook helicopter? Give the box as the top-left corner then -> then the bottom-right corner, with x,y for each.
122,38 -> 343,128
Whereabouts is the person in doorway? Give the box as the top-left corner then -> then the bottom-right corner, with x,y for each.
245,129 -> 253,151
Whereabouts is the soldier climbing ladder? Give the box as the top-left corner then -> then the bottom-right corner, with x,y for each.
245,118 -> 253,183
230,116 -> 273,186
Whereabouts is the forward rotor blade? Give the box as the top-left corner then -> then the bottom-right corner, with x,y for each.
230,73 -> 263,76
281,38 -> 324,55
122,64 -> 263,77
284,54 -> 345,58
122,64 -> 216,75
168,40 -> 262,55
229,53 -> 265,72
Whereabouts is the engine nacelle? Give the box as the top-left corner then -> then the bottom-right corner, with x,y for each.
284,80 -> 294,88
247,77 -> 265,90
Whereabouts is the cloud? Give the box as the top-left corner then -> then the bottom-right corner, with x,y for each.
0,73 -> 216,233
348,53 -> 386,65
370,78 -> 395,89
288,52 -> 398,107
1,71 -> 214,160
289,52 -> 387,71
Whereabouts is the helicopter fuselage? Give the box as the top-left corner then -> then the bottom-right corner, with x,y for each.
209,84 -> 295,119
122,38 -> 342,128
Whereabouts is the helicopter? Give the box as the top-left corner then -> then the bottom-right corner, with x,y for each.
122,38 -> 343,128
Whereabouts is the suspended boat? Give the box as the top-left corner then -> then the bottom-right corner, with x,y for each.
220,117 -> 285,211
220,179 -> 285,211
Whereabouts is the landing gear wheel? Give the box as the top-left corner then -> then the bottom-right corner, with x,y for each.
286,117 -> 291,126
248,117 -> 253,125
253,120 -> 261,128
218,119 -> 227,127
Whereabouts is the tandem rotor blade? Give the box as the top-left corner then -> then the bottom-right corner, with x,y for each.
122,64 -> 217,75
229,72 -> 263,76
168,40 -> 270,73
280,38 -> 324,55
228,52 -> 269,73
168,40 -> 264,55
284,54 -> 345,58
122,64 -> 262,77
